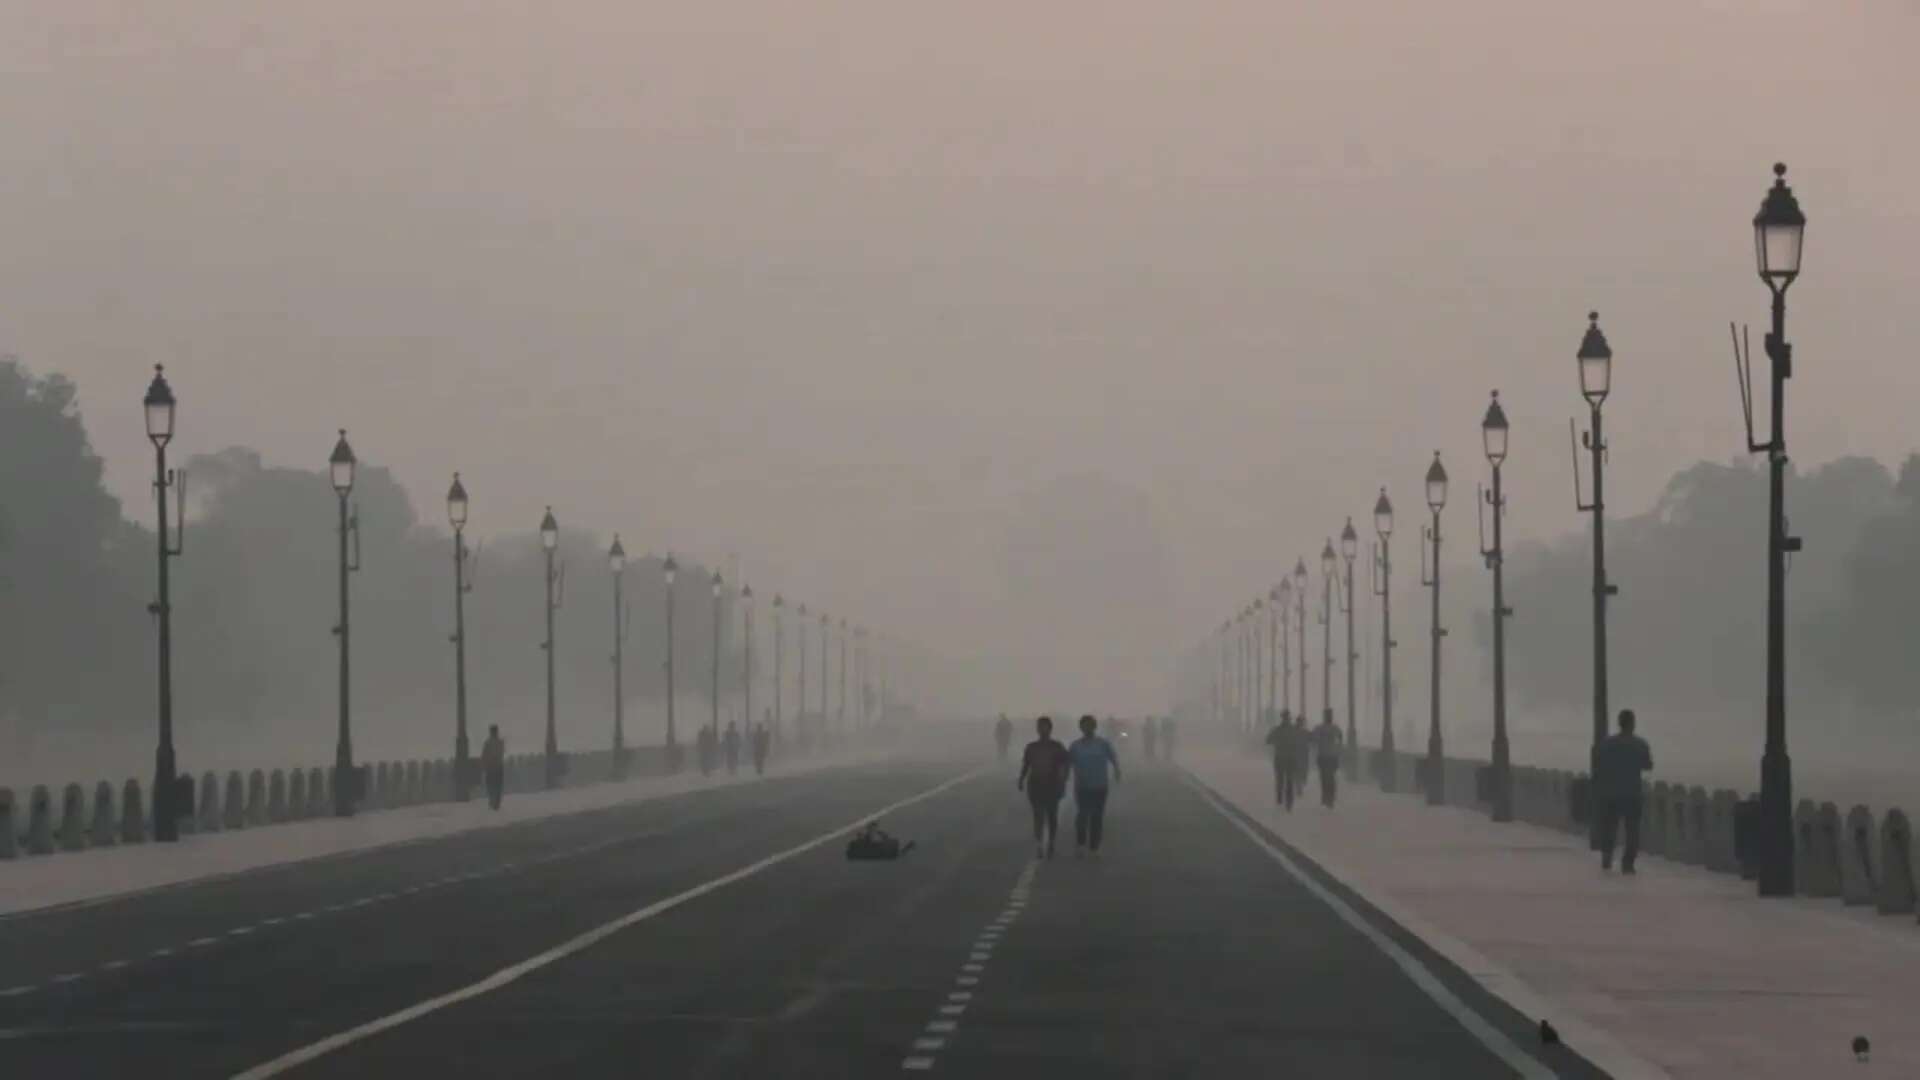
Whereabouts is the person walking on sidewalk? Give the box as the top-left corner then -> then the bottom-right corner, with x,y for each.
1596,709 -> 1655,874
1068,715 -> 1122,856
480,725 -> 506,811
994,714 -> 1014,763
752,714 -> 771,776
1017,716 -> 1071,859
1313,713 -> 1344,808
1266,712 -> 1299,811
723,721 -> 742,775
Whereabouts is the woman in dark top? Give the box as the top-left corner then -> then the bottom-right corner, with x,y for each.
1017,716 -> 1071,859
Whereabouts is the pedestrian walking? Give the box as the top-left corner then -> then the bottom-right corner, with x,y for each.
1596,709 -> 1654,873
1266,712 -> 1298,811
1017,716 -> 1071,859
723,721 -> 742,775
1313,713 -> 1343,808
994,714 -> 1014,763
752,714 -> 771,776
1068,715 -> 1122,856
480,725 -> 506,810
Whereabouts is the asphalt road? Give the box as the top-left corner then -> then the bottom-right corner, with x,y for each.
0,756 -> 1607,1078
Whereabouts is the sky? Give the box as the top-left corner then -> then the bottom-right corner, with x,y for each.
1,0 -> 1915,712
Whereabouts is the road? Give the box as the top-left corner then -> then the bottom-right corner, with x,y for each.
0,756 -> 1607,1078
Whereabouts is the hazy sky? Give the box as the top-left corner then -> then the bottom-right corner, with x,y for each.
1,1 -> 1915,711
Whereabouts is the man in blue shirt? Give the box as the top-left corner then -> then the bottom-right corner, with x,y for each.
1068,715 -> 1122,856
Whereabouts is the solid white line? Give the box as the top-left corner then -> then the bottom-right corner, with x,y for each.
229,769 -> 982,1080
1186,776 -> 1556,1080
902,1057 -> 935,1070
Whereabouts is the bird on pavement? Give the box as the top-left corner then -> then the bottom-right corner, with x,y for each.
1538,1020 -> 1560,1047
1852,1035 -> 1870,1062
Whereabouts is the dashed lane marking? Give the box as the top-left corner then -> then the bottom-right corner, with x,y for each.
898,858 -> 1036,1071
902,1057 -> 934,1071
49,973 -> 82,985
0,987 -> 36,998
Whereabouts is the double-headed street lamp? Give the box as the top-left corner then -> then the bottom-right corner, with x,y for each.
1748,163 -> 1808,897
1480,393 -> 1514,822
1572,311 -> 1616,847
144,367 -> 185,841
610,535 -> 628,779
448,475 -> 474,800
1422,453 -> 1449,806
1340,518 -> 1359,779
330,431 -> 362,816
1372,489 -> 1396,790
540,508 -> 563,789
663,553 -> 679,766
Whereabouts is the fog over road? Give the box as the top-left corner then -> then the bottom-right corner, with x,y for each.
0,754 -> 1595,1078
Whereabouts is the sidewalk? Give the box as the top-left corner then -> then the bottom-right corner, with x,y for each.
1185,751 -> 1919,1079
0,750 -> 886,919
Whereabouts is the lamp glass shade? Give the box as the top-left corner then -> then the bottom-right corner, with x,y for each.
539,508 -> 558,550
1753,163 -> 1806,282
1340,518 -> 1359,561
1293,559 -> 1308,588
328,431 -> 356,494
608,535 -> 626,574
1373,489 -> 1393,538
1320,540 -> 1336,578
1481,393 -> 1510,465
446,474 -> 469,528
663,554 -> 677,586
710,572 -> 723,598
143,366 -> 176,446
1576,312 -> 1612,405
1425,454 -> 1449,511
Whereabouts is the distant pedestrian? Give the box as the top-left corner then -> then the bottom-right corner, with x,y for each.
1596,709 -> 1654,874
994,714 -> 1014,763
1143,718 -> 1160,762
1017,716 -> 1071,859
697,726 -> 717,778
1266,713 -> 1298,811
723,721 -> 742,775
752,715 -> 771,776
1313,714 -> 1343,807
1068,715 -> 1122,856
1291,714 -> 1311,792
481,725 -> 506,810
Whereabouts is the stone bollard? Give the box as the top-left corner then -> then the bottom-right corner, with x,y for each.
373,762 -> 391,809
0,787 -> 15,859
198,771 -> 222,832
308,768 -> 326,816
405,761 -> 421,804
1795,800 -> 1844,898
223,771 -> 246,830
1877,809 -> 1917,915
1841,805 -> 1877,906
58,782 -> 88,851
1706,790 -> 1739,873
121,778 -> 147,844
268,770 -> 288,823
288,769 -> 308,820
25,785 -> 55,854
90,781 -> 118,848
246,770 -> 267,826
1646,782 -> 1670,857
1681,787 -> 1709,866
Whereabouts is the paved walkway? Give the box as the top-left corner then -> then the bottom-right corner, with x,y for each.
1185,750 -> 1920,1079
0,750 -> 883,918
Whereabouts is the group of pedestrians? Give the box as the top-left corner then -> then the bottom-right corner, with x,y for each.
1014,715 -> 1122,859
1265,711 -> 1344,810
696,718 -> 774,778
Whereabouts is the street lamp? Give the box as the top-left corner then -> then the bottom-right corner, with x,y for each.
330,430 -> 362,816
663,553 -> 679,767
1571,310 -> 1616,847
540,508 -> 564,788
773,594 -> 785,745
819,610 -> 830,737
740,583 -> 754,745
1422,452 -> 1448,806
838,617 -> 849,732
856,625 -> 870,729
1251,599 -> 1265,732
144,366 -> 186,841
710,571 -> 723,743
1748,163 -> 1807,897
1267,585 -> 1282,731
1372,488 -> 1396,790
1319,540 -> 1336,747
1293,558 -> 1308,723
797,602 -> 809,744
610,535 -> 628,779
448,474 -> 475,800
1216,618 -> 1229,729
1340,519 -> 1360,778
1480,393 -> 1514,822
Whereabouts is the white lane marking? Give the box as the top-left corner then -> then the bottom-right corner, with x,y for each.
50,973 -> 83,984
99,960 -> 129,972
227,927 -> 254,937
0,986 -> 36,998
261,917 -> 285,926
956,976 -> 979,987
149,948 -> 174,959
1186,776 -> 1558,1080
913,1037 -> 945,1051
961,963 -> 984,973
292,912 -> 315,921
902,1057 -> 934,1071
927,1020 -> 957,1033
938,1004 -> 965,1016
187,937 -> 218,948
968,952 -> 989,962
948,992 -> 972,1002
229,769 -> 982,1080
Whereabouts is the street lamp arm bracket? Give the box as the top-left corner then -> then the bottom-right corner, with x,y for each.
1569,419 -> 1597,513
1731,321 -> 1777,454
162,468 -> 187,557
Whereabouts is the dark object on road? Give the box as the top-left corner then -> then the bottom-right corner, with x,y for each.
1538,1020 -> 1559,1047
846,822 -> 915,860
1852,1035 -> 1870,1062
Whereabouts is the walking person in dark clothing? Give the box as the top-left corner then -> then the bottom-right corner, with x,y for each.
994,714 -> 1014,763
1596,709 -> 1654,873
752,714 -> 771,776
1313,713 -> 1344,808
1068,715 -> 1122,856
481,725 -> 506,810
1266,712 -> 1298,810
723,721 -> 742,775
1017,716 -> 1071,859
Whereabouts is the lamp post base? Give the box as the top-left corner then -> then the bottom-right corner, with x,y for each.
152,744 -> 178,843
1490,732 -> 1512,823
453,733 -> 471,803
1425,736 -> 1444,806
1379,735 -> 1396,793
1757,746 -> 1795,896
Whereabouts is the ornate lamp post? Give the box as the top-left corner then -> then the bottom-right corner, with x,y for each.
710,571 -> 724,741
330,431 -> 362,816
773,594 -> 785,744
1748,163 -> 1808,897
1319,540 -> 1336,741
1293,559 -> 1308,723
610,536 -> 628,778
1372,488 -> 1396,790
1422,452 -> 1449,806
797,603 -> 809,743
448,475 -> 474,800
1572,311 -> 1616,847
740,583 -> 754,742
1480,393 -> 1514,822
1340,518 -> 1360,779
540,508 -> 563,789
663,553 -> 679,767
144,367 -> 186,841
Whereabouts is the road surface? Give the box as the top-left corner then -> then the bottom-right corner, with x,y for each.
0,758 -> 1605,1077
